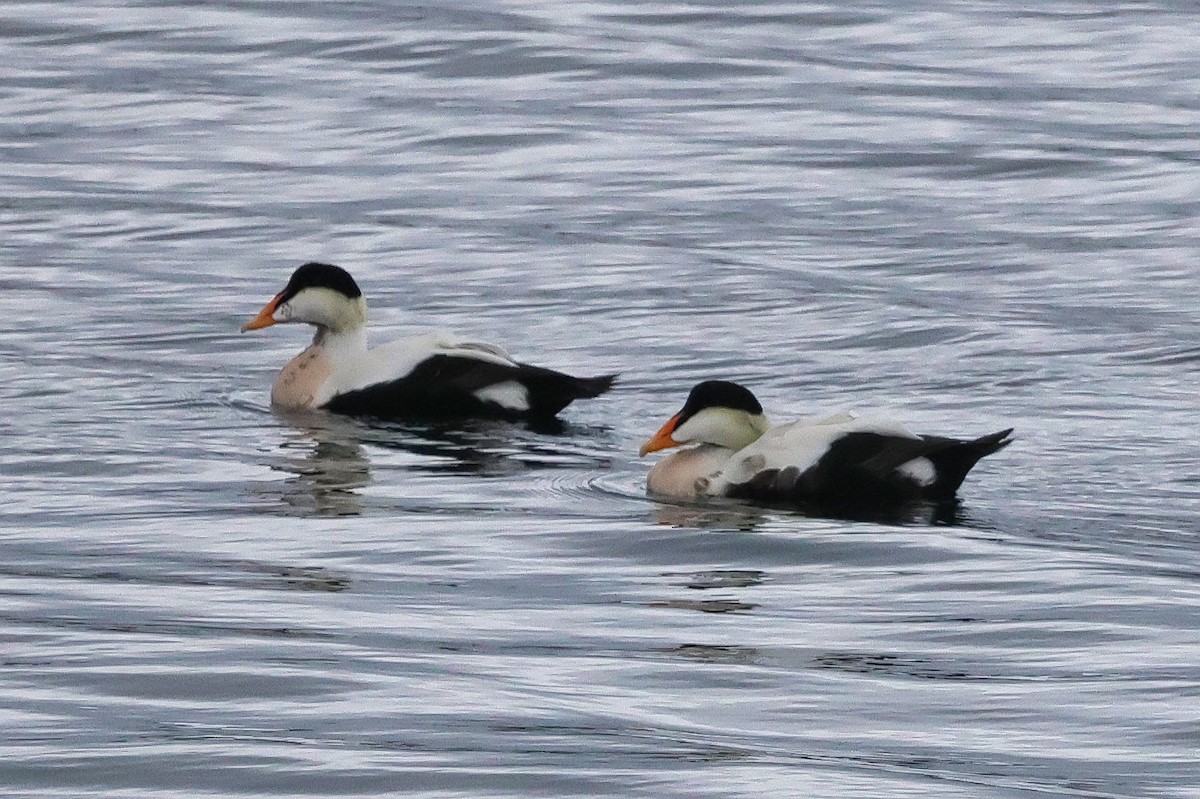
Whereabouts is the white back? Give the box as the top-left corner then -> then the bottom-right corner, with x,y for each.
704,413 -> 919,495
331,331 -> 521,398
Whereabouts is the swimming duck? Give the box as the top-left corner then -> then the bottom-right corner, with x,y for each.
241,262 -> 616,420
640,380 -> 1012,515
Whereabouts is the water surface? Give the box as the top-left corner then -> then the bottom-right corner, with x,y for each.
2,2 -> 1199,797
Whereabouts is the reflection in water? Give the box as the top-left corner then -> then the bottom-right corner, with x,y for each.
650,500 -> 769,531
663,570 -> 766,590
210,558 -> 352,593
269,412 -> 372,517
651,494 -> 972,529
647,598 -> 756,614
258,409 -> 613,517
0,556 -> 351,595
649,570 -> 765,614
361,416 -> 595,477
668,644 -> 763,666
812,652 -> 975,682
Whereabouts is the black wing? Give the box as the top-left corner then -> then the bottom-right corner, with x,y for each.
322,354 -> 615,421
728,428 -> 1013,513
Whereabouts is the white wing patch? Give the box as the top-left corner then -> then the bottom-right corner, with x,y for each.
473,380 -> 529,411
897,457 -> 936,486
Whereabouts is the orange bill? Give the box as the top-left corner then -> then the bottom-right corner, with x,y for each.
639,413 -> 682,456
240,294 -> 282,332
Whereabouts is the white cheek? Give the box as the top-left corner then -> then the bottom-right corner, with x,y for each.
674,420 -> 699,443
674,409 -> 746,448
275,302 -> 293,322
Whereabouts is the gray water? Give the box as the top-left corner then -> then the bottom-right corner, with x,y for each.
2,1 -> 1199,797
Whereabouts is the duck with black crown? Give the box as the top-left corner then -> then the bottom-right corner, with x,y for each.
241,262 -> 616,421
640,380 -> 1012,517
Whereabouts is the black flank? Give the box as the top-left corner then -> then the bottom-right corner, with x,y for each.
322,354 -> 616,421
727,428 -> 1014,514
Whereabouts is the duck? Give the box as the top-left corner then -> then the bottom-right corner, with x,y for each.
639,380 -> 1012,516
241,262 -> 616,420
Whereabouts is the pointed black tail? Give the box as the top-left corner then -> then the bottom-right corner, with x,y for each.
924,428 -> 1014,500
517,366 -> 618,418
572,373 -> 618,400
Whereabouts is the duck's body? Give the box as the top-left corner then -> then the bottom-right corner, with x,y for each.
243,263 -> 615,420
642,381 -> 1012,516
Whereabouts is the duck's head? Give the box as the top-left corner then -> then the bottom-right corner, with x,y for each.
241,262 -> 367,334
640,380 -> 770,456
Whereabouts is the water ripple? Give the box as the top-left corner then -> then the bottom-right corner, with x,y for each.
2,0 -> 1200,796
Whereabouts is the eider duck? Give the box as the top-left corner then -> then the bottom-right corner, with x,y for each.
241,262 -> 615,420
640,380 -> 1012,515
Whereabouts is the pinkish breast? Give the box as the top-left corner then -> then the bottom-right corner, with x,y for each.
646,446 -> 733,498
271,346 -> 335,410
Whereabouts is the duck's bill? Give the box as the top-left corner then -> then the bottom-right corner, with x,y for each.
639,413 -> 682,456
241,295 -> 282,332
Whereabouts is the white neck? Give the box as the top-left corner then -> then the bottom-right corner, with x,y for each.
311,325 -> 368,358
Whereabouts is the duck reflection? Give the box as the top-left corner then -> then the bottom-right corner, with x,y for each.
648,597 -> 757,614
358,415 -> 596,478
651,494 -> 971,529
650,499 -> 770,531
269,410 -> 371,516
668,643 -> 763,665
262,408 -> 610,517
812,651 -> 973,681
663,569 -> 766,590
647,569 -> 767,615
